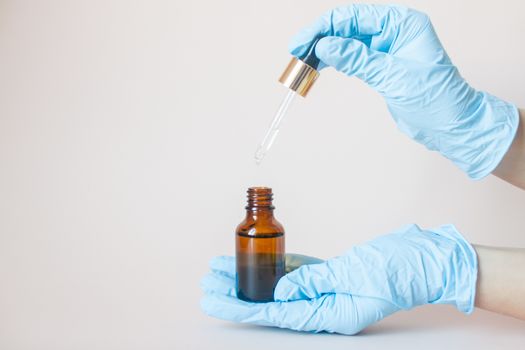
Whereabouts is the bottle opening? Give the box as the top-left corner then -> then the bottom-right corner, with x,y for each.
249,186 -> 271,191
246,187 -> 274,209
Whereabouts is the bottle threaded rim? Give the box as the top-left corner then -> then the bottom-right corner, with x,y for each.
246,187 -> 274,209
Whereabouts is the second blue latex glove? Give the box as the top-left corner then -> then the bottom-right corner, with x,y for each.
201,224 -> 478,335
290,4 -> 518,179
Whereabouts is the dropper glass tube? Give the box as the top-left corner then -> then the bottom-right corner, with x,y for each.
254,89 -> 296,165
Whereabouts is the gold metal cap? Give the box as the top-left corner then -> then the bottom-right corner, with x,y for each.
278,57 -> 319,97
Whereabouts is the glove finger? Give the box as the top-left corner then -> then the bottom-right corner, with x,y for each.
289,4 -> 396,58
202,292 -> 311,330
303,293 -> 399,335
201,292 -> 333,332
275,257 -> 348,301
208,256 -> 235,278
200,272 -> 236,297
315,36 -> 396,92
201,292 -> 398,335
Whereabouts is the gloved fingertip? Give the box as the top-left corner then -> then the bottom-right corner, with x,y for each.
199,274 -> 210,292
288,41 -> 306,58
288,27 -> 326,57
315,36 -> 339,52
200,294 -> 215,315
273,275 -> 292,301
199,273 -> 220,293
274,274 -> 310,301
314,36 -> 344,66
209,255 -> 235,275
201,292 -> 232,318
316,35 -> 339,46
209,255 -> 232,267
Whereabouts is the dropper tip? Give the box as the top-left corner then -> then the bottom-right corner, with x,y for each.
254,148 -> 265,165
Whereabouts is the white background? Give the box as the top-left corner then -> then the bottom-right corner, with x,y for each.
1,0 -> 524,349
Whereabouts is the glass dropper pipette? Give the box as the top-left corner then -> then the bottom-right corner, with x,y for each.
253,38 -> 322,165
254,89 -> 296,165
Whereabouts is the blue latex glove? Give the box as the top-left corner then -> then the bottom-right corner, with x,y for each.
291,4 -> 518,179
201,224 -> 478,335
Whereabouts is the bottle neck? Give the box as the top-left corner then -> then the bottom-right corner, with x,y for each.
245,207 -> 274,220
245,187 -> 275,219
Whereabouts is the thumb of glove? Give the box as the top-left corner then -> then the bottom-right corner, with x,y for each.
315,36 -> 395,92
274,257 -> 348,302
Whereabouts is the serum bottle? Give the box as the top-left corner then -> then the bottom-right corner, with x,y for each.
236,187 -> 285,302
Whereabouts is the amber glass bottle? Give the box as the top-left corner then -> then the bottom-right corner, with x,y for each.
236,187 -> 285,302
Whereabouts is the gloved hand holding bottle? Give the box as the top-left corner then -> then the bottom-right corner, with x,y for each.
201,224 -> 478,335
201,224 -> 525,334
289,4 -> 520,181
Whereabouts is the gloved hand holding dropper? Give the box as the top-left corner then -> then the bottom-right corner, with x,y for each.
290,4 -> 521,181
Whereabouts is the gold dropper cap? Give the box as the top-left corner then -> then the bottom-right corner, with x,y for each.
278,57 -> 319,97
278,37 -> 322,97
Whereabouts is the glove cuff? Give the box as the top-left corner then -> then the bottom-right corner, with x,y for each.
430,224 -> 478,314
439,92 -> 519,180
